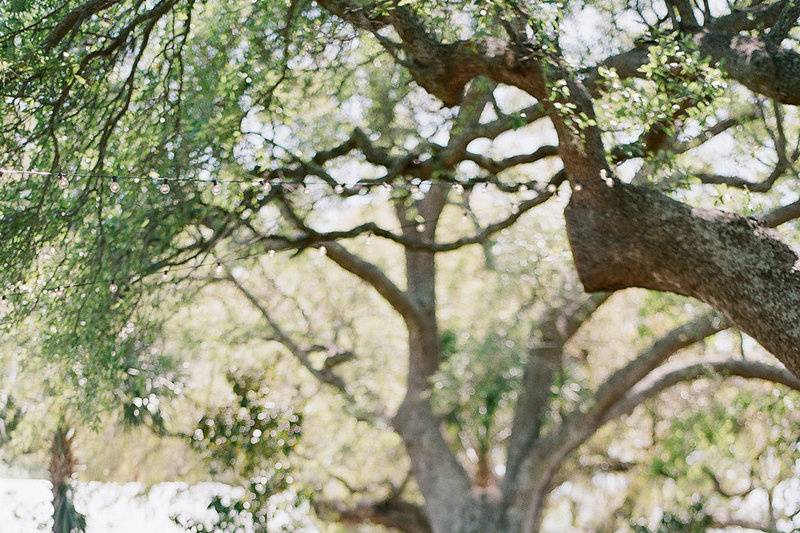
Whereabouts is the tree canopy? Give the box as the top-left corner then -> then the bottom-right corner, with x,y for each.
2,0 -> 800,532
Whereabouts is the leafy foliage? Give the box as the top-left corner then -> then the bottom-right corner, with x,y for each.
174,370 -> 305,532
631,500 -> 712,533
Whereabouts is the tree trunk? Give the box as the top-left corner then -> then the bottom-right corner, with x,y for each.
391,193 -> 476,533
49,425 -> 85,533
392,189 -> 562,533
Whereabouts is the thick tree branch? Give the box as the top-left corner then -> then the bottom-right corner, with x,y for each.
565,182 -> 800,376
586,11 -> 800,106
766,0 -> 800,45
314,0 -> 800,382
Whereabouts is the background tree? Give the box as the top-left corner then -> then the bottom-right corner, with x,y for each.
2,1 -> 800,532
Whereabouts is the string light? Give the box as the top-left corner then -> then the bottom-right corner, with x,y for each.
211,179 -> 221,196
0,168 -> 553,199
0,254 -> 251,311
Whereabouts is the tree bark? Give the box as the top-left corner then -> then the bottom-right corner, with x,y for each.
390,188 -> 476,533
565,182 -> 800,376
316,496 -> 434,533
49,425 -> 85,533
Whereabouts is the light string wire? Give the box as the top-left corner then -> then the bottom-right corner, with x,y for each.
0,166 -> 567,301
0,249 -> 263,301
0,164 -> 562,225
0,167 -> 562,195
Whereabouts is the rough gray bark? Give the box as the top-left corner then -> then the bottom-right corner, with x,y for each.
49,425 -> 85,533
565,183 -> 800,376
391,187 -> 475,533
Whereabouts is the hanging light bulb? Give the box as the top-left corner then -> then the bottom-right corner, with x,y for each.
57,172 -> 69,189
318,245 -> 327,256
215,261 -> 224,276
161,270 -> 169,281
261,178 -> 272,193
334,184 -> 344,194
416,223 -> 425,233
159,179 -> 170,194
211,179 -> 221,196
510,202 -> 520,214
109,281 -> 118,294
546,184 -> 557,193
109,176 -> 120,193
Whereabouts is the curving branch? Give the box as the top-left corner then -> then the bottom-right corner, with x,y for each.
321,241 -> 425,327
505,312 -> 727,530
693,124 -> 799,193
575,313 -> 727,441
504,291 -> 611,485
601,359 -> 800,424
585,2 -> 800,105
758,197 -> 800,227
464,145 -> 559,174
42,0 -> 120,51
226,271 -> 386,425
